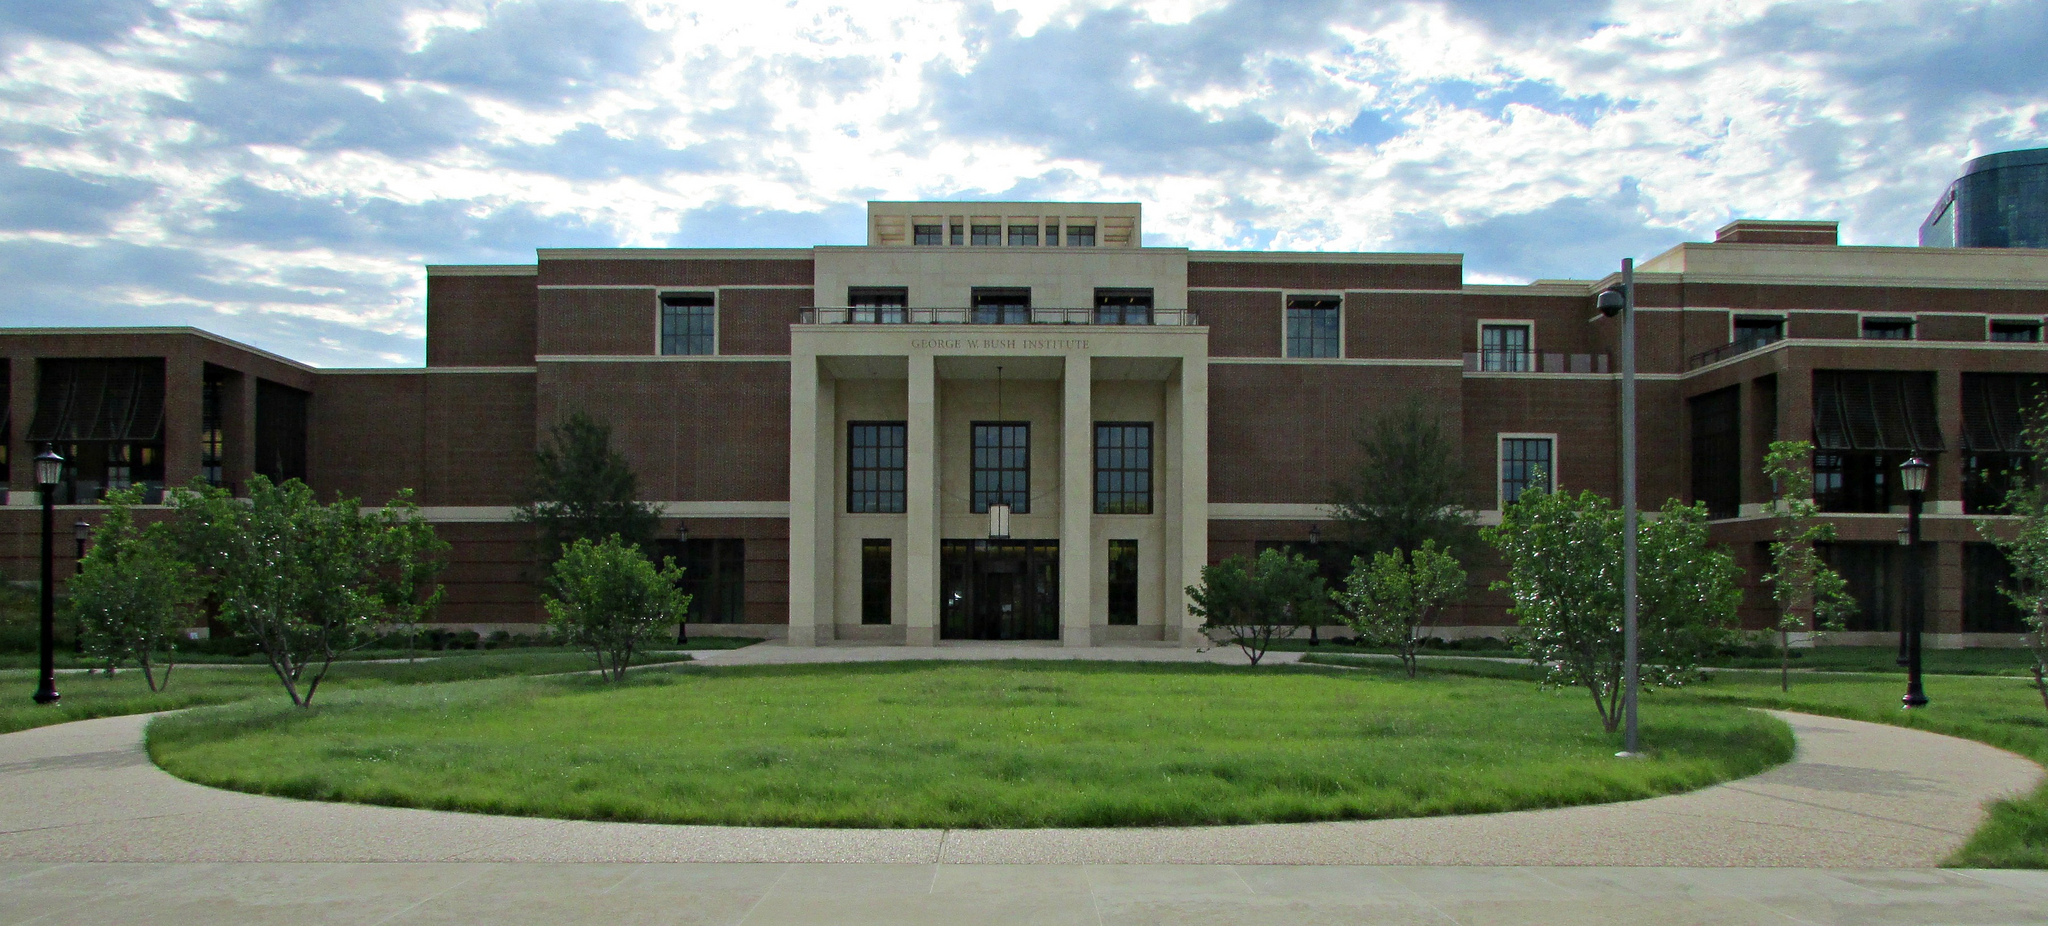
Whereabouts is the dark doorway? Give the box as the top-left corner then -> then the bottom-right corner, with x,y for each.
941,540 -> 1059,640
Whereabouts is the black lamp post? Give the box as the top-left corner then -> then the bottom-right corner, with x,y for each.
1899,456 -> 1930,709
32,446 -> 63,706
674,521 -> 691,645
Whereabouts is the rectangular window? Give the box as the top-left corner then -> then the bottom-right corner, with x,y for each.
1500,437 -> 1554,506
681,538 -> 745,624
1093,288 -> 1153,325
1992,320 -> 2043,342
972,287 -> 1031,324
971,224 -> 1001,246
1734,316 -> 1785,350
1862,317 -> 1914,340
1067,225 -> 1095,247
1286,296 -> 1341,358
660,293 -> 716,355
848,287 -> 908,324
861,539 -> 892,625
913,224 -> 942,245
847,422 -> 907,513
1964,543 -> 2028,633
1815,451 -> 1902,513
949,223 -> 964,246
1044,223 -> 1059,245
1823,542 -> 1902,632
1108,539 -> 1139,625
1479,323 -> 1533,371
1094,422 -> 1152,514
1689,386 -> 1740,519
1007,224 -> 1038,246
200,366 -> 225,487
972,422 -> 1030,513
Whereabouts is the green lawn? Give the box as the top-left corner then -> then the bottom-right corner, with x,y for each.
147,660 -> 1791,829
0,650 -> 686,735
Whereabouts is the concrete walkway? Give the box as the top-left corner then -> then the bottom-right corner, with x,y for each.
4,861 -> 2047,925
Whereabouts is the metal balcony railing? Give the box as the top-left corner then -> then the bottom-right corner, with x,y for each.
1687,333 -> 1784,370
799,307 -> 1200,326
1462,350 -> 1611,373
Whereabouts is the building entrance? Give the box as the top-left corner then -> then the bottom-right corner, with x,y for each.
940,540 -> 1059,640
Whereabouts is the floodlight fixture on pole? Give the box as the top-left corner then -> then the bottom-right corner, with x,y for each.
1597,261 -> 1640,757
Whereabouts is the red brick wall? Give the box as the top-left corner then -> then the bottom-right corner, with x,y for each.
719,288 -> 811,355
1191,290 -> 1281,357
1210,364 -> 1462,504
426,274 -> 537,366
536,361 -> 791,501
1188,260 -> 1461,290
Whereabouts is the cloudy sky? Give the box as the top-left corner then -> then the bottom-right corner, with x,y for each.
1,0 -> 2042,367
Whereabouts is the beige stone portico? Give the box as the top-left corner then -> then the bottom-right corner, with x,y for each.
787,320 -> 1208,647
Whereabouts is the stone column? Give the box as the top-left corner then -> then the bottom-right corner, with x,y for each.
1174,358 -> 1210,645
1060,354 -> 1093,646
786,355 -> 833,646
161,355 -> 204,490
905,354 -> 939,646
1935,369 -> 1964,514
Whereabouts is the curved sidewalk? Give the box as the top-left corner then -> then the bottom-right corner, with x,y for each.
0,697 -> 2036,867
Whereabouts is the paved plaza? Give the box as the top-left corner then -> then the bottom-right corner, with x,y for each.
1,644 -> 2043,923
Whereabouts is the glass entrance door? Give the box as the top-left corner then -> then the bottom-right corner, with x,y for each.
940,540 -> 1059,640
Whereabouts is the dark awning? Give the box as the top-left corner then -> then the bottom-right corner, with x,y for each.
26,358 -> 165,443
1813,371 -> 1945,452
1963,373 -> 2048,453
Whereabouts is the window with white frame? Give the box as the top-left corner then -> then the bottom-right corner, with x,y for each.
1499,435 -> 1554,506
660,293 -> 715,355
1285,295 -> 1341,358
1479,323 -> 1533,371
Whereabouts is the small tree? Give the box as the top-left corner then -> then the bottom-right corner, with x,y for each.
545,535 -> 689,681
1762,441 -> 1858,691
1188,547 -> 1331,665
1330,398 -> 1477,559
172,478 -> 447,707
1981,396 -> 2048,716
1332,540 -> 1468,677
67,487 -> 199,691
517,412 -> 662,563
1484,488 -> 1740,732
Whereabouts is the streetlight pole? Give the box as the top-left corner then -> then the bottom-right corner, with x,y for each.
1899,456 -> 1930,709
1598,260 -> 1640,756
32,447 -> 63,706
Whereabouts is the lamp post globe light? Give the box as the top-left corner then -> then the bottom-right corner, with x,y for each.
1899,455 -> 1931,709
1597,260 -> 1641,757
32,446 -> 63,706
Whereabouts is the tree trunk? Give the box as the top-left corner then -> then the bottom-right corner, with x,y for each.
1780,629 -> 1790,693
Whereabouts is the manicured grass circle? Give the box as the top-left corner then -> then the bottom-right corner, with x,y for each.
147,661 -> 1792,829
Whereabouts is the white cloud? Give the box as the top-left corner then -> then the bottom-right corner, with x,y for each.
0,0 -> 2038,364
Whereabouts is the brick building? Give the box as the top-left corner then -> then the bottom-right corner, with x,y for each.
4,201 -> 2045,646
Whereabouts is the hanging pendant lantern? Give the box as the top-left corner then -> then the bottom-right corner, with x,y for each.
989,500 -> 1011,539
989,363 -> 1011,539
